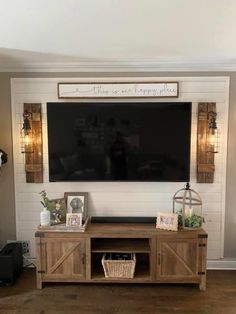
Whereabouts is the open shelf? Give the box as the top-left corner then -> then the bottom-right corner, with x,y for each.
91,238 -> 151,253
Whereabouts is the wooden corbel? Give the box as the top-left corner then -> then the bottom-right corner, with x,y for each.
24,103 -> 43,183
197,103 -> 216,183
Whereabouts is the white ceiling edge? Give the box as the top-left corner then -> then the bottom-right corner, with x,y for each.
1,59 -> 236,72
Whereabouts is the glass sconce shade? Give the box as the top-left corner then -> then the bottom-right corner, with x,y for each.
21,111 -> 34,153
208,127 -> 219,153
208,111 -> 219,153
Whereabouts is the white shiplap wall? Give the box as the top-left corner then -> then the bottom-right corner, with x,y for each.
11,77 -> 229,260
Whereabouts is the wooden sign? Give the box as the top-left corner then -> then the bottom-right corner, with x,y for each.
24,103 -> 43,183
58,82 -> 179,99
156,212 -> 178,231
197,103 -> 216,183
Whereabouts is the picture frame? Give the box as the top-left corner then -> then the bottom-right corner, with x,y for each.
156,212 -> 178,231
64,192 -> 88,223
58,82 -> 179,99
48,198 -> 66,225
66,213 -> 82,227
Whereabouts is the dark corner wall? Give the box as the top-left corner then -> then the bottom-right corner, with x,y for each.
0,74 -> 16,246
0,71 -> 235,257
224,74 -> 236,257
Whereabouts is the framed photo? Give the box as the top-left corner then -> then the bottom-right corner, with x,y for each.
156,212 -> 178,231
64,192 -> 88,223
66,213 -> 82,227
48,198 -> 66,224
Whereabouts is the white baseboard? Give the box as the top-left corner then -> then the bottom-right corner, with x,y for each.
207,259 -> 236,270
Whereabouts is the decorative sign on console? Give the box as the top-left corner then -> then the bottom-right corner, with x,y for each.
58,82 -> 179,99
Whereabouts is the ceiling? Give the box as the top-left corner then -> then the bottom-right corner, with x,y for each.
0,0 -> 236,71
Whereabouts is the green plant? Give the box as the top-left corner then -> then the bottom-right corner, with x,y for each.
176,208 -> 204,228
39,190 -> 49,208
184,214 -> 204,228
39,190 -> 54,211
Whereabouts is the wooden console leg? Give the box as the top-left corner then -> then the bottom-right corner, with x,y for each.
199,275 -> 206,291
35,235 -> 43,289
198,236 -> 207,291
36,274 -> 42,289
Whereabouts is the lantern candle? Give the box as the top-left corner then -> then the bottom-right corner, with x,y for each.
189,208 -> 193,217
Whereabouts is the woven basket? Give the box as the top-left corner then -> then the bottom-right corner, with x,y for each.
102,253 -> 136,279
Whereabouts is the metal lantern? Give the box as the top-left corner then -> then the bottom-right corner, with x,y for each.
173,183 -> 203,229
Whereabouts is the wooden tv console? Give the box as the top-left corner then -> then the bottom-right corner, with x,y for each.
35,223 -> 207,290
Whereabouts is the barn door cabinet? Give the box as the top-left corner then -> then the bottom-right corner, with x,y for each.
35,223 -> 207,290
156,233 -> 207,291
35,235 -> 87,289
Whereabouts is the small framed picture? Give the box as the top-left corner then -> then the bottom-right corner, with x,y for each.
66,213 -> 82,227
64,192 -> 88,223
156,212 -> 178,231
48,198 -> 66,225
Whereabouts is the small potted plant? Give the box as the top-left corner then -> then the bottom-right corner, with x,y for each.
39,190 -> 66,225
40,190 -> 50,210
39,190 -> 51,226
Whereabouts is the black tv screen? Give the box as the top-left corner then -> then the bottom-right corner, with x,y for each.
47,102 -> 191,182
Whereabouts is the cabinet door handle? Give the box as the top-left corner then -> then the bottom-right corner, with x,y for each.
82,254 -> 86,265
158,253 -> 161,265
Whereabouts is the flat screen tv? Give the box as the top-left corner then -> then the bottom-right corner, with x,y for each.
47,102 -> 192,182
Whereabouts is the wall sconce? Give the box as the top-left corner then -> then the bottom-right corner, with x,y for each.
197,103 -> 217,183
0,149 -> 8,171
22,103 -> 43,183
21,110 -> 34,154
208,111 -> 219,154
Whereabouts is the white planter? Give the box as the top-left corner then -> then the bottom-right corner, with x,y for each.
40,207 -> 50,226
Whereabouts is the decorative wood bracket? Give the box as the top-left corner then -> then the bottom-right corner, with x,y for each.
24,103 -> 43,183
197,103 -> 216,183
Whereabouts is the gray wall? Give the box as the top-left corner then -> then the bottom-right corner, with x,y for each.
0,71 -> 235,257
224,75 -> 236,257
0,74 -> 16,246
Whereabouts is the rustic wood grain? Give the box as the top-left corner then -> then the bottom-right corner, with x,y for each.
39,237 -> 86,286
35,223 -> 207,290
24,103 -> 43,183
35,236 -> 42,289
198,236 -> 207,291
197,102 -> 216,183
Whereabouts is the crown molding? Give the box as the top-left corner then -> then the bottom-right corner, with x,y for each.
1,59 -> 236,72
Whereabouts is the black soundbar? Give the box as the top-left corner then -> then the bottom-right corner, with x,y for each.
90,216 -> 156,224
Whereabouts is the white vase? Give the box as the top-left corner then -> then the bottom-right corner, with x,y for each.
40,207 -> 50,226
